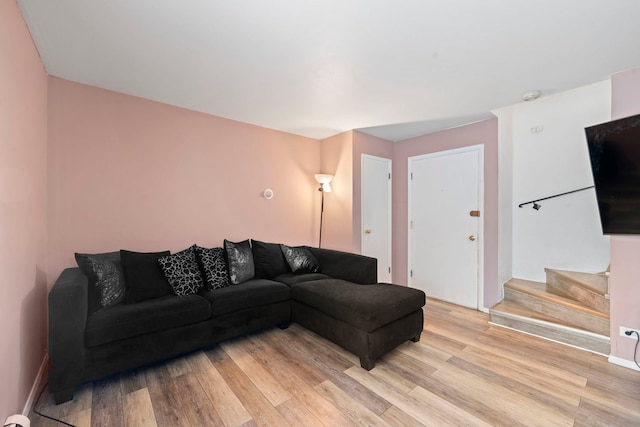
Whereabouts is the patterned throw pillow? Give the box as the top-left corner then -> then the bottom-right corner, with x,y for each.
194,246 -> 231,290
280,244 -> 321,274
75,251 -> 126,311
224,239 -> 255,285
158,246 -> 205,296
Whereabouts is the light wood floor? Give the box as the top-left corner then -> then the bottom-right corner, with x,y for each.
32,299 -> 640,426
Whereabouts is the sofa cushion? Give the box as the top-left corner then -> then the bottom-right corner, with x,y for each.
280,245 -> 321,273
195,246 -> 231,290
200,279 -> 290,316
251,240 -> 289,279
291,279 -> 425,332
121,250 -> 172,303
274,272 -> 330,286
75,251 -> 126,312
224,239 -> 255,284
158,246 -> 205,296
85,294 -> 212,347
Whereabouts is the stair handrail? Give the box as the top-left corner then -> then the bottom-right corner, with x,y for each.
518,185 -> 594,209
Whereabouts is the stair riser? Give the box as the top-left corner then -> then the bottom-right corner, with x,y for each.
504,288 -> 609,335
490,312 -> 610,355
546,273 -> 609,314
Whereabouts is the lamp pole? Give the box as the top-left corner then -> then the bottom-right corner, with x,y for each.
319,186 -> 324,248
314,173 -> 333,248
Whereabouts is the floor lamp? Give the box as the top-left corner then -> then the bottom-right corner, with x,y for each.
314,174 -> 333,248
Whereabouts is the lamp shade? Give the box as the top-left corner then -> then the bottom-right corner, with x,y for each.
314,174 -> 333,192
314,174 -> 333,184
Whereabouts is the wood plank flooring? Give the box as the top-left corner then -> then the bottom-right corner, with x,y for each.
31,299 -> 640,426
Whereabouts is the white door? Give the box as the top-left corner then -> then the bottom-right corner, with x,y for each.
362,154 -> 392,283
408,146 -> 483,309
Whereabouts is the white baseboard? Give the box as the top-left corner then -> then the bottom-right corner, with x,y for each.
22,353 -> 48,416
608,354 -> 640,372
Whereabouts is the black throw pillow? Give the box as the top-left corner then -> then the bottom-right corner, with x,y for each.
224,239 -> 255,285
251,240 -> 289,279
75,251 -> 125,311
121,250 -> 171,303
158,246 -> 205,296
194,246 -> 231,290
280,244 -> 321,274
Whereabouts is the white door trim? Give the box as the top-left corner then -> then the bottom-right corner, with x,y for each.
361,154 -> 392,281
408,144 -> 485,309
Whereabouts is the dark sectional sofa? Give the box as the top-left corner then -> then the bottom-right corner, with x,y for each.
48,242 -> 425,404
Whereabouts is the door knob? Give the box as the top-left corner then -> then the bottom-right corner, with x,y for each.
364,229 -> 372,234
468,235 -> 476,241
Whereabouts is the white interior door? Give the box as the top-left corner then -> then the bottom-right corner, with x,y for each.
362,154 -> 392,283
408,146 -> 483,309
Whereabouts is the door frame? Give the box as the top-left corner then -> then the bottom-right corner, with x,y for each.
361,154 -> 393,282
407,144 -> 485,310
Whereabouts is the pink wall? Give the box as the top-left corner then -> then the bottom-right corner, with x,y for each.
0,0 -> 48,416
392,119 -> 500,307
319,131 -> 354,252
319,123 -> 498,304
319,131 -> 394,254
47,78 -> 321,281
609,67 -> 640,363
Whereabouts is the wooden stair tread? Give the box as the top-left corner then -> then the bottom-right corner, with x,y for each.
490,301 -> 607,337
505,278 -> 609,319
544,268 -> 608,295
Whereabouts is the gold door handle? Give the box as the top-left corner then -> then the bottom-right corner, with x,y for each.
468,235 -> 476,241
364,229 -> 372,234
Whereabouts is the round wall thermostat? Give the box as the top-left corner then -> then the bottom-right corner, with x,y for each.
263,189 -> 274,199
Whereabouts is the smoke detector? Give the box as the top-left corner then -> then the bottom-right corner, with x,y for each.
522,90 -> 541,102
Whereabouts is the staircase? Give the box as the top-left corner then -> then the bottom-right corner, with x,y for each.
489,268 -> 610,355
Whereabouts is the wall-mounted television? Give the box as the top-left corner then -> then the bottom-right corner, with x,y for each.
585,112 -> 640,235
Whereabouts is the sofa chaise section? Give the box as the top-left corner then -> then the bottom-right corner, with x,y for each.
290,279 -> 425,370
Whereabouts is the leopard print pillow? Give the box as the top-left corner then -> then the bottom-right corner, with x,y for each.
194,246 -> 231,290
158,246 -> 205,296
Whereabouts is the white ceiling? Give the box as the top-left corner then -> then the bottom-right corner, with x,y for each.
17,0 -> 640,141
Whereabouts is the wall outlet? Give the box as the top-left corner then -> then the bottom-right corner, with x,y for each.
619,326 -> 639,338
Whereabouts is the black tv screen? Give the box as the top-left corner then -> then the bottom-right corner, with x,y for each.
586,113 -> 640,235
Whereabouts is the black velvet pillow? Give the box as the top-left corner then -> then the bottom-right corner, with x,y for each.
280,244 -> 321,274
194,246 -> 231,290
75,251 -> 125,311
224,239 -> 255,285
121,250 -> 171,303
251,240 -> 289,279
158,246 -> 205,296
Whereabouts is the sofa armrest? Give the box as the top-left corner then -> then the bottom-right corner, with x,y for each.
48,268 -> 89,398
305,247 -> 377,285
